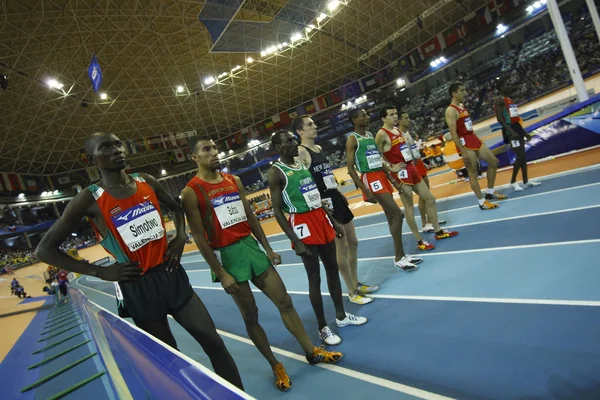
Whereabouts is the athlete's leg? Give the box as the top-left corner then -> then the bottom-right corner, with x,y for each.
372,192 -> 406,261
334,220 -> 359,295
301,245 -> 328,330
412,180 -> 440,231
398,185 -> 423,242
419,176 -> 430,228
315,241 -> 346,322
252,267 -> 314,356
230,281 -> 279,368
133,316 -> 178,349
172,293 -> 244,390
462,149 -> 483,199
477,144 -> 500,190
512,139 -> 528,184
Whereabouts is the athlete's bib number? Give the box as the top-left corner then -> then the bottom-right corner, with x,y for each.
460,137 -> 466,146
410,143 -> 421,159
300,182 -> 322,209
322,171 -> 337,190
322,197 -> 334,211
399,143 -> 413,161
370,180 -> 383,192
397,170 -> 408,180
365,149 -> 383,170
114,282 -> 124,301
464,118 -> 473,132
509,104 -> 519,118
212,193 -> 247,229
511,140 -> 521,148
112,201 -> 165,252
293,223 -> 311,239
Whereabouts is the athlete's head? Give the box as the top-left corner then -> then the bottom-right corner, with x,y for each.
348,108 -> 369,127
189,135 -> 220,170
292,115 -> 317,141
379,105 -> 398,126
84,131 -> 126,171
449,82 -> 466,102
498,79 -> 511,95
271,130 -> 299,157
398,110 -> 410,130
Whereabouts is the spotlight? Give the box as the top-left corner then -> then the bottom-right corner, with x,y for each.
176,85 -> 184,93
327,1 -> 340,12
204,76 -> 216,85
246,57 -> 253,63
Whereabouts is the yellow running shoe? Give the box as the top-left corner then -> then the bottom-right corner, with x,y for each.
308,346 -> 343,365
479,200 -> 499,210
273,362 -> 292,391
485,191 -> 508,200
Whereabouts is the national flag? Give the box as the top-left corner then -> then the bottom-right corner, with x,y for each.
1,173 -> 13,191
420,34 -> 446,58
87,54 -> 103,93
408,47 -> 424,67
25,179 -> 38,191
296,104 -> 307,116
279,111 -> 291,125
455,21 -> 467,38
442,26 -> 459,47
173,149 -> 186,162
477,6 -> 493,26
313,96 -> 327,111
265,120 -> 274,130
304,102 -> 315,114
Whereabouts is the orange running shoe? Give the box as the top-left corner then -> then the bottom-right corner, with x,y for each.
308,346 -> 343,365
479,200 -> 499,210
417,240 -> 435,251
434,230 -> 459,240
273,362 -> 292,391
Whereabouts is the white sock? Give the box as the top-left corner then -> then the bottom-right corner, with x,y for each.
486,187 -> 495,195
478,198 -> 485,206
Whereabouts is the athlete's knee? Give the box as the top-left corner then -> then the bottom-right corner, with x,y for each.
488,156 -> 499,168
346,233 -> 358,250
306,271 -> 321,287
423,193 -> 436,207
241,304 -> 259,326
275,293 -> 294,313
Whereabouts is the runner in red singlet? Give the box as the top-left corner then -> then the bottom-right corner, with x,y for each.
445,82 -> 507,210
494,79 -> 542,192
181,136 -> 342,392
35,132 -> 244,390
376,106 -> 458,251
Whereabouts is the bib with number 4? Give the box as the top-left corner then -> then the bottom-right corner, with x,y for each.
399,143 -> 413,161
112,201 -> 165,252
300,181 -> 322,209
211,193 -> 247,229
366,149 -> 383,169
397,170 -> 408,179
464,118 -> 473,131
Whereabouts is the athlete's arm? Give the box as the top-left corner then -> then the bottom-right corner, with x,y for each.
141,173 -> 186,270
267,166 -> 311,256
180,186 -> 234,285
445,106 -> 465,153
296,146 -> 311,169
345,135 -> 371,196
233,176 -> 281,266
35,190 -> 141,281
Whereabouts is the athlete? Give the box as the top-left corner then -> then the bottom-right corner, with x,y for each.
181,136 -> 342,391
376,106 -> 458,251
293,116 -> 378,305
396,114 -> 447,232
35,131 -> 244,390
445,82 -> 507,209
345,108 -> 421,270
269,130 -> 368,346
494,79 -> 541,192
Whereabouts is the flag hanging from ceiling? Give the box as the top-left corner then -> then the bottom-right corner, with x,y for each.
88,54 -> 103,93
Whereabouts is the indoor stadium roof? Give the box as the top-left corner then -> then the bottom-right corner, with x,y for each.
0,0 -> 484,176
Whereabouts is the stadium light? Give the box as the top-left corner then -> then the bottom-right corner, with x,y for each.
229,149 -> 234,154
246,57 -> 253,63
18,193 -> 25,198
396,78 -> 405,86
161,169 -> 167,175
46,79 -> 64,89
204,76 -> 215,85
100,93 -> 108,100
53,190 -> 59,194
316,13 -> 327,23
497,23 -> 508,35
176,85 -> 184,93
290,33 -> 303,42
260,51 -> 267,57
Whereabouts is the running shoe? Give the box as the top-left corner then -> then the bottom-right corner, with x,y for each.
439,220 -> 447,225
405,254 -> 423,264
336,312 -> 368,327
422,223 -> 435,233
273,362 -> 292,391
479,200 -> 499,210
434,230 -> 459,240
485,191 -> 508,200
349,290 -> 374,305
358,282 -> 380,293
417,240 -> 435,251
308,346 -> 343,365
394,256 -> 419,271
524,180 -> 542,188
511,183 -> 524,192
319,326 -> 341,345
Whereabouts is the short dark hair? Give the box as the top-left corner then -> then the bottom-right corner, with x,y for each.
188,135 -> 213,153
270,129 -> 289,150
291,115 -> 309,134
448,82 -> 464,98
348,108 -> 363,125
378,105 -> 396,119
398,109 -> 409,118
84,131 -> 109,156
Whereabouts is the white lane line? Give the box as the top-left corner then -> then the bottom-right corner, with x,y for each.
75,283 -> 451,400
270,238 -> 600,267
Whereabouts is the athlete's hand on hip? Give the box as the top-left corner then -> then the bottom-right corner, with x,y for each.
267,250 -> 282,266
220,273 -> 239,294
98,261 -> 141,282
333,223 -> 345,239
293,241 -> 312,257
165,237 -> 186,272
